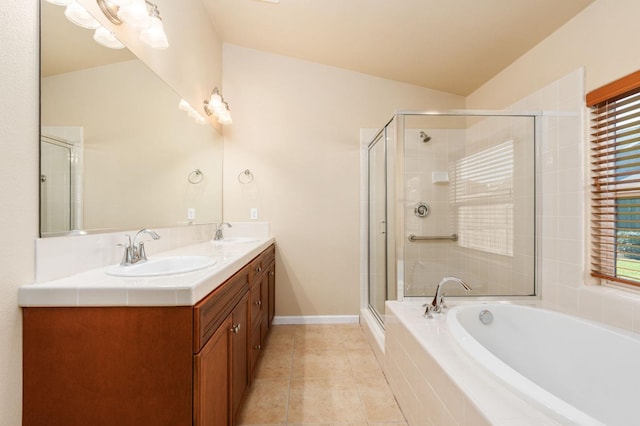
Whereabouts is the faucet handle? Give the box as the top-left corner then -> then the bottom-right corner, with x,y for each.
138,241 -> 148,262
117,235 -> 133,266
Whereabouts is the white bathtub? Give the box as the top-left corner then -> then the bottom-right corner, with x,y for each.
384,301 -> 640,425
447,303 -> 640,425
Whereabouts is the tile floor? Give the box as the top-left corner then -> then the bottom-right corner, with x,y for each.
236,323 -> 407,426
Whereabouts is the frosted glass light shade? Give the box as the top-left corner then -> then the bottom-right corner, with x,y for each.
44,0 -> 73,6
109,0 -> 134,5
64,2 -> 101,29
140,14 -> 169,49
93,26 -> 125,49
117,0 -> 150,29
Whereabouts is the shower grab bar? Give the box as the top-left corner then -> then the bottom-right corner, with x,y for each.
408,233 -> 458,242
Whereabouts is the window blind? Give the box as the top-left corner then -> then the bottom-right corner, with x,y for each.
450,140 -> 514,256
588,71 -> 640,286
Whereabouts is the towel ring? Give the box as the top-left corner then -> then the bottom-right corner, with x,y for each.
188,169 -> 204,184
238,169 -> 254,184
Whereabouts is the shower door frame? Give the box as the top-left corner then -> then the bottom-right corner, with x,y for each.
394,109 -> 541,301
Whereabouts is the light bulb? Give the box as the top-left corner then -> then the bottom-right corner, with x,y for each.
218,114 -> 232,125
140,12 -> 169,49
208,91 -> 223,109
93,26 -> 125,49
178,99 -> 191,112
117,0 -> 150,29
64,1 -> 101,29
44,0 -> 73,6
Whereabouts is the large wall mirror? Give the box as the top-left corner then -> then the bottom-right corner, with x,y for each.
40,1 -> 223,237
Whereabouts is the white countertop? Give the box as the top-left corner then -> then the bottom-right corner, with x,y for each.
18,238 -> 275,307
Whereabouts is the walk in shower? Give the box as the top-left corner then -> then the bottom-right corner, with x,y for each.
366,111 -> 538,325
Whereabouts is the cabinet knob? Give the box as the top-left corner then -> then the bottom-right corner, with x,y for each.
255,267 -> 262,273
255,300 -> 262,307
230,324 -> 241,334
254,344 -> 261,350
268,271 -> 274,276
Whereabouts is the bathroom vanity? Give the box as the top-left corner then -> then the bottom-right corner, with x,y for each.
21,241 -> 275,426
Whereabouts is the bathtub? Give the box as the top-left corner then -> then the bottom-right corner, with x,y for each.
384,301 -> 640,425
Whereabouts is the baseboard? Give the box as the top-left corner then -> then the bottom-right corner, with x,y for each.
272,315 -> 360,325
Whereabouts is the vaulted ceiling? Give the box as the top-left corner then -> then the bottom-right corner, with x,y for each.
203,0 -> 594,95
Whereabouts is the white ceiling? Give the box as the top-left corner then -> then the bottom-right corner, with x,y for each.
202,0 -> 594,96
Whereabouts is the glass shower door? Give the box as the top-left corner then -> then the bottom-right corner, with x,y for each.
368,131 -> 387,324
40,137 -> 72,234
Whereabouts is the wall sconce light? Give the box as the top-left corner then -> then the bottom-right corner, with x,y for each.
203,87 -> 233,125
45,0 -> 125,49
46,0 -> 169,50
179,99 -> 207,125
97,0 -> 169,49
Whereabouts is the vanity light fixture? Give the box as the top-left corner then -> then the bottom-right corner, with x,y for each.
96,0 -> 170,49
203,87 -> 233,125
64,1 -> 101,29
93,26 -> 125,49
179,100 -> 207,125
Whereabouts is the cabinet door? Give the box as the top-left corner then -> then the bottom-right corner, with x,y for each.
260,272 -> 269,342
194,316 -> 232,426
231,292 -> 249,422
267,262 -> 276,327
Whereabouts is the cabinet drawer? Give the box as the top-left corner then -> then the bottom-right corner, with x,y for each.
248,244 -> 275,283
193,268 -> 249,353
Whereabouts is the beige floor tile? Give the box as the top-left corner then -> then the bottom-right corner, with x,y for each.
356,376 -> 406,423
287,377 -> 367,424
254,346 -> 293,380
292,348 -> 352,379
236,378 -> 289,425
347,348 -> 382,378
294,326 -> 347,351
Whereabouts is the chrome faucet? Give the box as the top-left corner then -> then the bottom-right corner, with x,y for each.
119,229 -> 161,266
424,276 -> 471,318
214,222 -> 232,241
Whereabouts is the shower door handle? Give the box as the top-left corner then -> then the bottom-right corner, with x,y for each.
379,221 -> 386,234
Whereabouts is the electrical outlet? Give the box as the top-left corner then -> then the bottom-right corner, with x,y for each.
187,208 -> 196,220
250,207 -> 258,220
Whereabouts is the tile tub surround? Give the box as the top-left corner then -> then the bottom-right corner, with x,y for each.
385,301 -> 561,426
236,323 -> 407,425
20,236 -> 275,307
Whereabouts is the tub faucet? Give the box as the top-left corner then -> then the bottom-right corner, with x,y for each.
424,276 -> 471,318
119,228 -> 161,266
214,222 -> 232,240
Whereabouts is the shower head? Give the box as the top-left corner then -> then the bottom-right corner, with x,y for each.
419,131 -> 431,143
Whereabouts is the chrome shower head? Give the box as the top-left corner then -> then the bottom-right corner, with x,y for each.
419,131 -> 431,143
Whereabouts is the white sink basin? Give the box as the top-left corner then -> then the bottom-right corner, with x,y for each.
106,256 -> 217,277
213,237 -> 259,244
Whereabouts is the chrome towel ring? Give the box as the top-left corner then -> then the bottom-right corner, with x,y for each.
188,169 -> 204,184
238,169 -> 254,184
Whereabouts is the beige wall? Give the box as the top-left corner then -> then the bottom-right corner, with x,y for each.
0,2 -> 39,425
467,0 -> 640,109
41,60 -> 223,231
221,44 -> 465,317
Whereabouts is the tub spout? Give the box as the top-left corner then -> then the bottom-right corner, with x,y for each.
424,276 -> 471,318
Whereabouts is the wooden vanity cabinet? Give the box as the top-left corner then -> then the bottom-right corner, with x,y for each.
22,244 -> 275,426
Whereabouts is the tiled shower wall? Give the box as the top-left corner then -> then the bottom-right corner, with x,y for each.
525,68 -> 640,332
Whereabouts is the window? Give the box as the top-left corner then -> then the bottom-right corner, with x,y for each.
587,70 -> 640,286
450,140 -> 514,256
